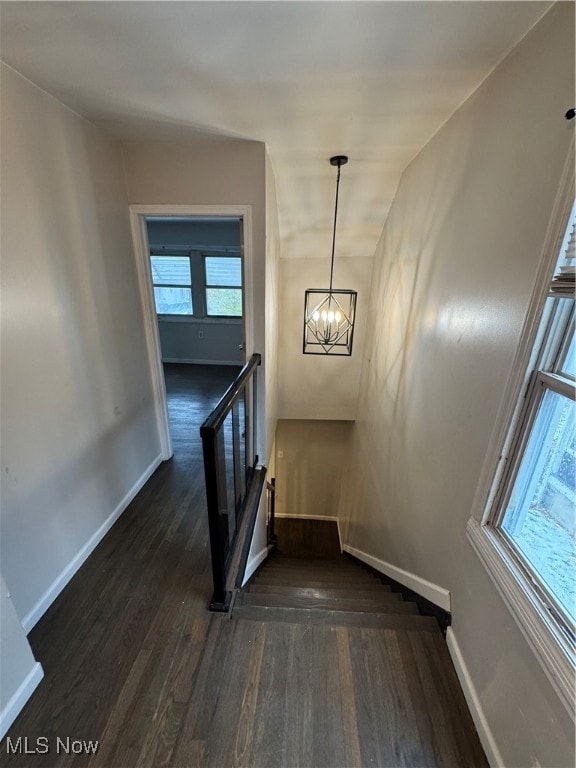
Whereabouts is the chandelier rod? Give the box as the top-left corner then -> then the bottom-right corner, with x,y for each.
328,155 -> 347,294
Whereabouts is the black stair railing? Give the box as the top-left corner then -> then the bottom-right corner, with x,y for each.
266,478 -> 277,548
200,353 -> 261,611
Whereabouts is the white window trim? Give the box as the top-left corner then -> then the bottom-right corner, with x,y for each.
467,519 -> 575,715
151,249 -> 243,320
467,142 -> 575,717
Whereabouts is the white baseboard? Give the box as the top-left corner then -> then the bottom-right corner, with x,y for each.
21,455 -> 163,633
162,357 -> 242,366
342,544 -> 451,612
0,662 -> 44,739
242,545 -> 271,587
446,627 -> 504,768
274,513 -> 339,521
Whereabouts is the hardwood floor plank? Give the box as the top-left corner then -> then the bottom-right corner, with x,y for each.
248,621 -> 293,768
335,627 -> 362,768
310,625 -> 348,768
397,629 -> 445,768
412,630 -> 489,767
201,620 -> 266,768
172,617 -> 228,751
373,628 -> 431,767
88,649 -> 153,768
282,623 -> 314,768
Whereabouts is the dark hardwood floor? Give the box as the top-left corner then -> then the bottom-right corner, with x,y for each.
2,363 -> 487,768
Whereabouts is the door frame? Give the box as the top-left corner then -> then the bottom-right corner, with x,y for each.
129,204 -> 254,460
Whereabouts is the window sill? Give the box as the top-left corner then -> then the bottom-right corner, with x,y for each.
157,315 -> 242,325
467,517 -> 575,716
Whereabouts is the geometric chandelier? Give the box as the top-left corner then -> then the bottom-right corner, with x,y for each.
303,155 -> 357,355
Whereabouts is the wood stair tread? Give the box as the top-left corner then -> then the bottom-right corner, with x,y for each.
246,583 -> 396,600
232,604 -> 438,630
237,548 -> 434,630
265,558 -> 373,571
254,570 -> 381,583
244,585 -> 401,601
237,591 -> 416,613
250,578 -> 389,592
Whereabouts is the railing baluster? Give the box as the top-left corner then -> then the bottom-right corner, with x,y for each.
202,427 -> 228,609
269,477 -> 276,545
232,401 -> 241,524
252,366 -> 258,467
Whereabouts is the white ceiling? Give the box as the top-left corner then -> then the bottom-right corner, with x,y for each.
0,1 -> 551,261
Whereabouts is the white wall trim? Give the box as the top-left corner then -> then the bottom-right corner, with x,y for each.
161,357 -> 242,367
343,544 -> 451,612
129,210 -> 173,460
275,513 -> 339,521
446,627 -> 504,768
0,662 -> 44,740
467,518 -> 575,717
242,545 -> 273,587
21,455 -> 163,633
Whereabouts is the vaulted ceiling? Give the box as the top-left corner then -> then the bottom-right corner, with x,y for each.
0,1 -> 550,260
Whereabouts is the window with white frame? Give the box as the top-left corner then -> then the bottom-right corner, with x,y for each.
468,193 -> 575,712
204,256 -> 242,317
151,255 -> 193,315
150,250 -> 242,319
492,220 -> 575,626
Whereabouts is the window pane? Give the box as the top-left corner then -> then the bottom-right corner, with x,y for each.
151,256 -> 191,286
205,257 -> 241,286
502,389 -> 575,622
153,286 -> 193,315
206,288 -> 242,317
560,333 -> 575,378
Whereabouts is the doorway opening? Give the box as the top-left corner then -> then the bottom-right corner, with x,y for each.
129,205 -> 255,460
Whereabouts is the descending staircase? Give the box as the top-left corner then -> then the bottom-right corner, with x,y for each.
234,551 -> 439,632
196,521 -> 488,767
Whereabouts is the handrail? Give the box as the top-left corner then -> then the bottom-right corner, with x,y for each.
201,353 -> 261,434
200,353 -> 262,611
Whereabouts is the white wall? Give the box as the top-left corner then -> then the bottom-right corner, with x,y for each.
0,64 -> 161,630
275,420 -> 353,521
122,139 -> 274,457
340,6 -> 575,767
158,321 -> 243,366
